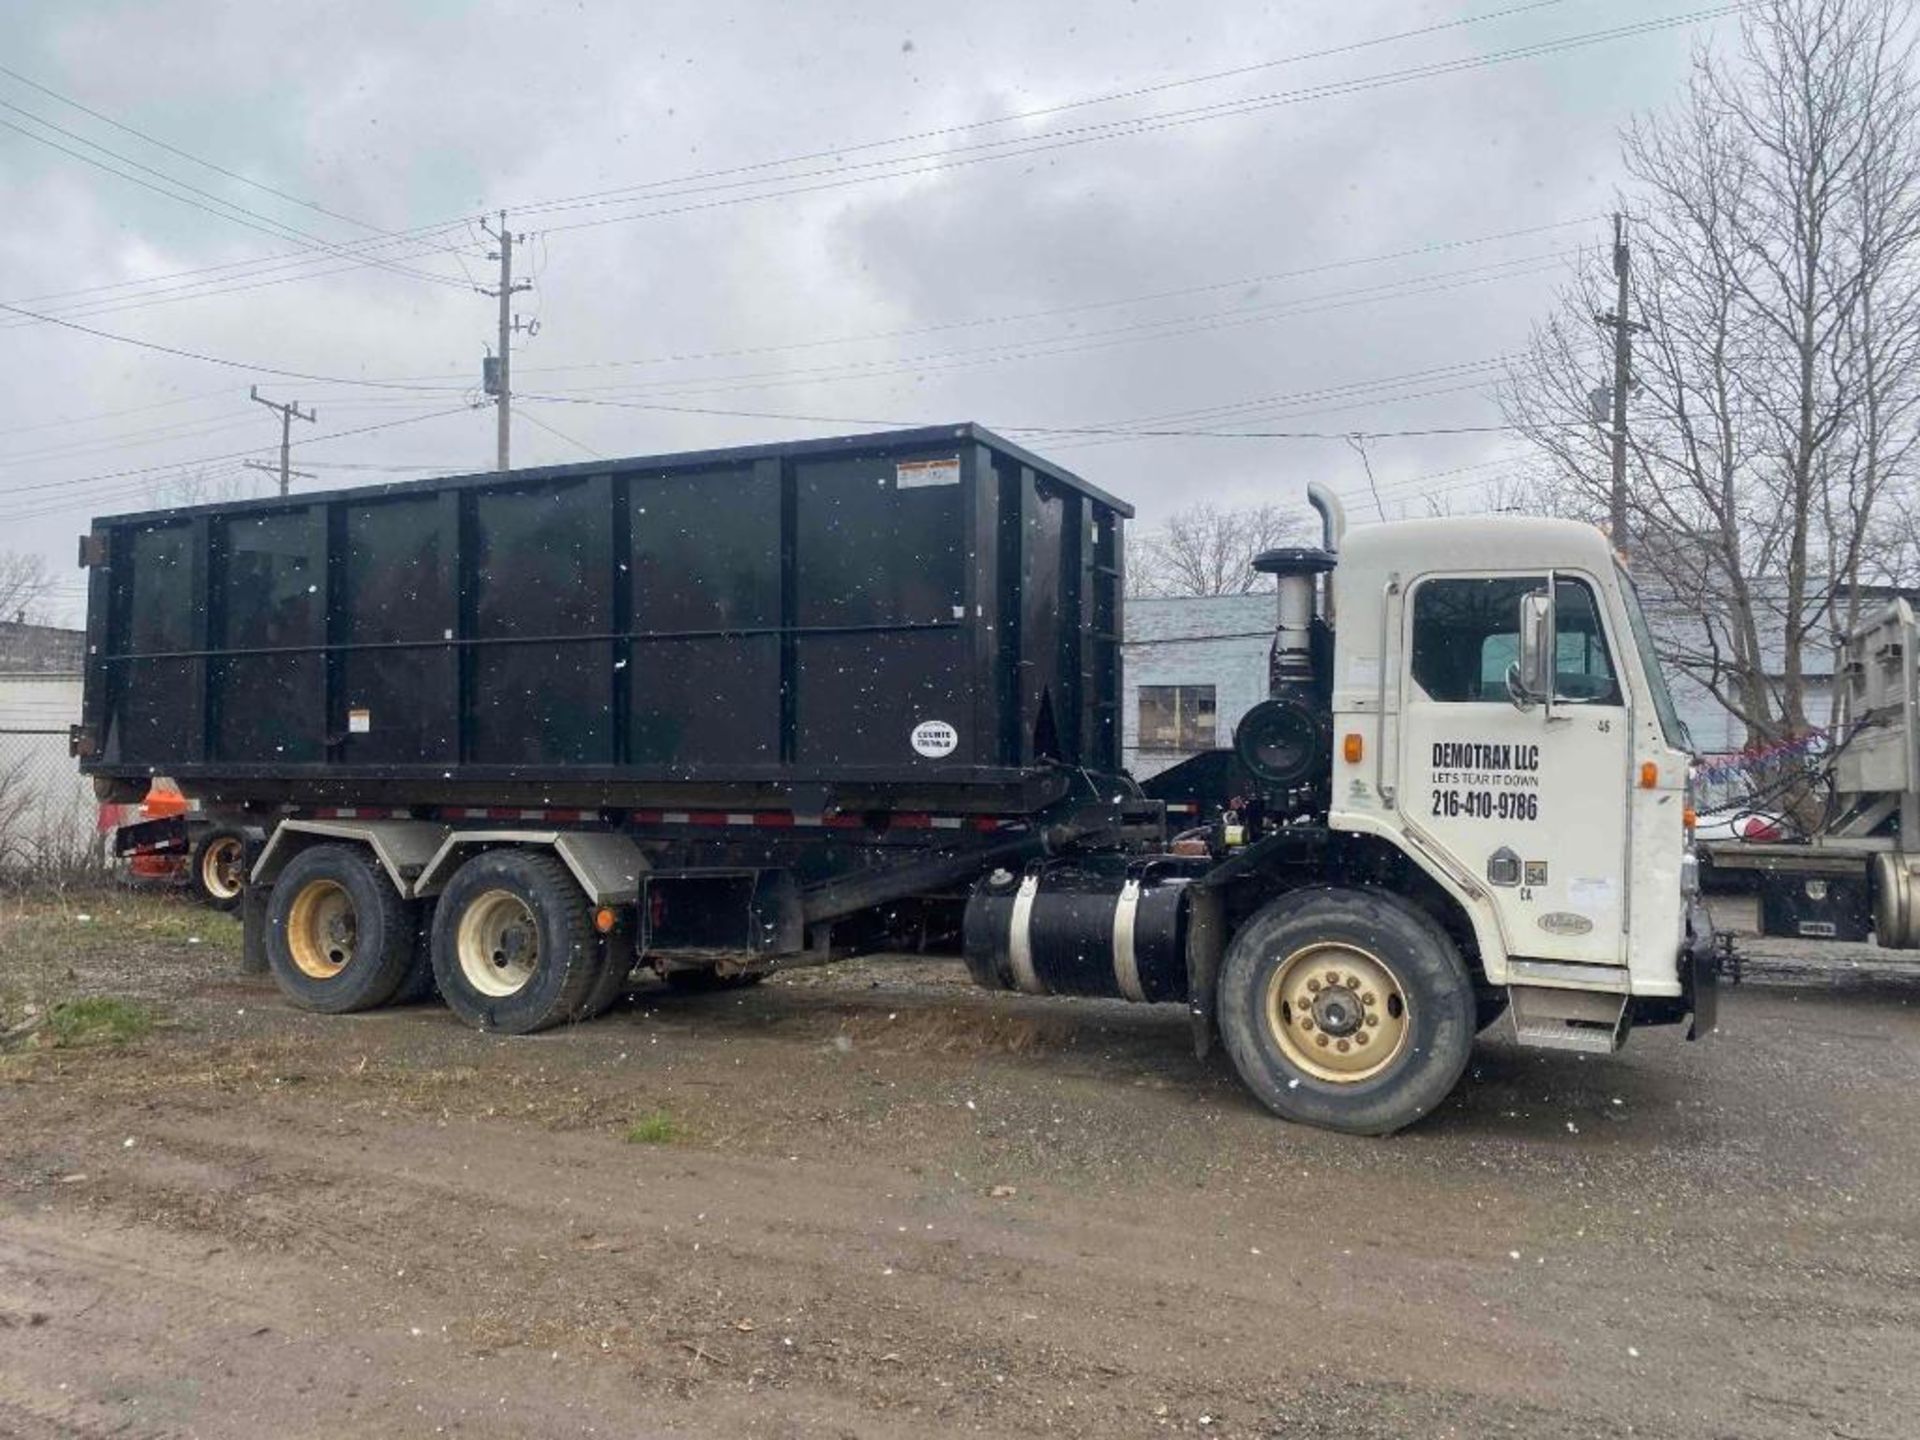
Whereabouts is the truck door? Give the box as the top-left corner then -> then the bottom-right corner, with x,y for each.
1398,573 -> 1630,964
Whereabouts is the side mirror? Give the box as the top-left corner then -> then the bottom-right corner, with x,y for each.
1506,589 -> 1553,711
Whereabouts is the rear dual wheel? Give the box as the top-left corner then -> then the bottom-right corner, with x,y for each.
266,845 -> 417,1013
429,850 -> 610,1034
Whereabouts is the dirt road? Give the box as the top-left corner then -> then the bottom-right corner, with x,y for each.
2,894 -> 1917,1438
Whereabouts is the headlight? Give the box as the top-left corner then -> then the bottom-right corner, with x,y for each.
1679,850 -> 1700,897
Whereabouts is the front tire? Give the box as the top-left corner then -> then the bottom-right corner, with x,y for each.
266,845 -> 416,1013
1217,887 -> 1475,1135
431,850 -> 604,1034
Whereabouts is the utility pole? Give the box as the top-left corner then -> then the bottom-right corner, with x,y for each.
247,385 -> 316,497
479,211 -> 535,473
1594,213 -> 1647,552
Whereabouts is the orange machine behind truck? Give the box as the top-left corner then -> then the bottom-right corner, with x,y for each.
106,780 -> 252,911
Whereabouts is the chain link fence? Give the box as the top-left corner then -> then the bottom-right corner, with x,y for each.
0,728 -> 111,882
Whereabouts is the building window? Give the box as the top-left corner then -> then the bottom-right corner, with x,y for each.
1410,576 -> 1619,704
1138,684 -> 1217,750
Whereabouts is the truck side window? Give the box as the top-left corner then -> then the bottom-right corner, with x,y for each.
1412,577 -> 1618,704
1550,580 -> 1618,703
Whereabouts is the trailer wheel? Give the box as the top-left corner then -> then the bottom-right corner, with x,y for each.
431,851 -> 603,1034
1216,887 -> 1475,1136
189,828 -> 247,913
266,845 -> 416,1013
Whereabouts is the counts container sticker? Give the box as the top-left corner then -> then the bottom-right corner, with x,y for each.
911,720 -> 958,758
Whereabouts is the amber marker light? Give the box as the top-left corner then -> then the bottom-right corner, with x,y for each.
1639,761 -> 1659,789
1343,733 -> 1364,764
594,906 -> 619,934
1683,808 -> 1699,830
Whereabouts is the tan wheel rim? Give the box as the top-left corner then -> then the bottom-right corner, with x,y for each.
456,889 -> 540,998
286,879 -> 356,980
201,836 -> 245,900
1264,942 -> 1410,1084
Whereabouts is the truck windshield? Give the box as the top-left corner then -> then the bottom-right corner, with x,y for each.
1616,567 -> 1692,752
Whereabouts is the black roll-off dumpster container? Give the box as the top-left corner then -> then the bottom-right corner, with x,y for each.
75,425 -> 1132,816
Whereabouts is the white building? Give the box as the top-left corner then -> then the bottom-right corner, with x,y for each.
1121,594 -> 1274,780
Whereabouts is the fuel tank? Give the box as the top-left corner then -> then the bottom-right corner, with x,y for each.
963,854 -> 1209,1002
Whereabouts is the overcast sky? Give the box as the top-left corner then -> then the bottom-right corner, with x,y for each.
0,0 -> 1743,623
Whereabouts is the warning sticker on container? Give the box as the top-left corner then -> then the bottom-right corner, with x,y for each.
897,457 -> 960,490
911,720 -> 958,758
348,708 -> 371,734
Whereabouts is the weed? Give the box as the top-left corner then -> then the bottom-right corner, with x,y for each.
46,997 -> 155,1048
623,1111 -> 684,1145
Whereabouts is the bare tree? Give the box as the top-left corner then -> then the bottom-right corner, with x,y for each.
1127,501 -> 1310,597
0,552 -> 55,625
1504,0 -> 1920,749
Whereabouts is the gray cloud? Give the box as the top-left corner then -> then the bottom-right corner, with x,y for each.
0,0 -> 1729,622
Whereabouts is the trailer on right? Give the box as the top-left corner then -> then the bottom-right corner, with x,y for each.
1698,598 -> 1920,951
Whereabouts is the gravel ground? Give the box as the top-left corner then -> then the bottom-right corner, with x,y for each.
1,889 -> 1916,1439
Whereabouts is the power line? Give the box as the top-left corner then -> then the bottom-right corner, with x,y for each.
1040,357 -> 1518,453
0,62 -> 396,235
0,4 -> 1739,330
0,102 -> 469,292
514,251 -> 1576,406
0,406 -> 477,509
515,406 -> 603,460
507,0 -> 1585,219
0,408 -> 264,465
505,219 -> 1597,385
0,221 -> 477,318
525,7 -> 1754,236
0,296 -> 471,392
517,389 -> 1533,439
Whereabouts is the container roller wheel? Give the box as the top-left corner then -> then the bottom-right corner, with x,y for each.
189,829 -> 247,913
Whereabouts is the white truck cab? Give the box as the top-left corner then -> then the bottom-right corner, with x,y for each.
1325,514 -> 1706,1051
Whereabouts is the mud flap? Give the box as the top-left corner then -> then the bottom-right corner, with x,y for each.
1185,888 -> 1226,1060
240,880 -> 272,976
1683,897 -> 1723,1040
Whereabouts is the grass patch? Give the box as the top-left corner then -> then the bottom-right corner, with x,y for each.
623,1111 -> 685,1145
45,996 -> 155,1048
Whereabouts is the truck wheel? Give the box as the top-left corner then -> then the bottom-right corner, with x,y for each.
1216,888 -> 1475,1136
431,851 -> 603,1034
189,828 -> 247,912
266,845 -> 416,1013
